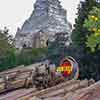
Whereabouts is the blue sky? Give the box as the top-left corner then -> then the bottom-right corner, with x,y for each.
0,0 -> 80,35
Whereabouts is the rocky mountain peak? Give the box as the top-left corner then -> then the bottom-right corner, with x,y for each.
15,0 -> 72,49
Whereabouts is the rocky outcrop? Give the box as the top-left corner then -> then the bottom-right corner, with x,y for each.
14,0 -> 72,49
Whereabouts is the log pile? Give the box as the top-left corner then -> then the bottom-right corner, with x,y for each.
0,63 -> 99,100
0,79 -> 99,100
0,62 -> 63,94
0,63 -> 42,93
0,69 -> 33,93
15,79 -> 89,100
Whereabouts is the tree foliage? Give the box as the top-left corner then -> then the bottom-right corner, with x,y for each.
17,48 -> 48,65
72,0 -> 97,48
84,7 -> 100,52
0,27 -> 16,71
0,27 -> 48,71
72,0 -> 100,80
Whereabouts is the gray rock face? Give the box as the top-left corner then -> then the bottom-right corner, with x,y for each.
15,0 -> 72,49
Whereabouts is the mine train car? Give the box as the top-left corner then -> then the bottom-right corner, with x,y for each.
0,57 -> 79,93
32,56 -> 79,89
59,56 -> 79,80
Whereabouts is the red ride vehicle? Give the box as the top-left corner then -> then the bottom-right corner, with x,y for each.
57,56 -> 79,80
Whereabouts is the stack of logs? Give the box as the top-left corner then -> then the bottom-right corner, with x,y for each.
0,63 -> 99,100
0,63 -> 41,93
0,79 -> 99,100
0,62 -> 66,94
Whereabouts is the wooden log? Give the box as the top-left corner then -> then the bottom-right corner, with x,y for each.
0,88 -> 37,100
0,65 -> 24,75
36,80 -> 80,96
0,79 -> 28,94
0,62 -> 41,94
14,88 -> 37,100
16,80 -> 80,100
39,80 -> 88,99
63,81 -> 100,100
0,80 -> 98,100
0,70 -> 33,94
0,62 -> 41,76
43,96 -> 63,100
29,96 -> 41,100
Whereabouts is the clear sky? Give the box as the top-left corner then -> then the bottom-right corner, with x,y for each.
0,0 -> 80,36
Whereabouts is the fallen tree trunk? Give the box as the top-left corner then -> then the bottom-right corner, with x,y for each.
16,80 -> 80,100
0,65 -> 24,75
0,79 -> 97,100
0,69 -> 33,94
63,81 -> 100,100
39,80 -> 89,99
0,62 -> 42,76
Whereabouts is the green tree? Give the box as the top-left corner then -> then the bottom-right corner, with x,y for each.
84,7 -> 100,52
72,0 -> 97,48
0,27 -> 16,71
72,0 -> 100,80
17,48 -> 48,65
0,27 -> 48,71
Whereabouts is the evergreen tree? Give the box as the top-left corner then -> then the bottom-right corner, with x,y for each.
17,47 -> 48,65
72,0 -> 100,80
0,27 -> 16,71
72,0 -> 97,48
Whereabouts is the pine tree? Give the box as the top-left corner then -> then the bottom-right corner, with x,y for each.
72,0 -> 97,48
0,27 -> 15,71
0,27 -> 13,56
